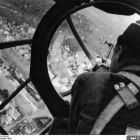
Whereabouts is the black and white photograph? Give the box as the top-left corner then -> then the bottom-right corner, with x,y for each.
0,0 -> 139,138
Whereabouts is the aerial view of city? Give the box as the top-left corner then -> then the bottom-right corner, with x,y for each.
0,0 -> 54,135
0,18 -> 53,134
0,0 -> 139,135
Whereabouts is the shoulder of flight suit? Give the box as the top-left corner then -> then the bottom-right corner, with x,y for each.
69,71 -> 131,134
69,71 -> 111,134
71,71 -> 130,107
74,71 -> 111,89
71,71 -> 111,104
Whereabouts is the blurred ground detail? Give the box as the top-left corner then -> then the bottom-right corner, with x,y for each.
0,14 -> 52,135
0,0 -> 54,27
47,6 -> 140,95
48,11 -> 113,94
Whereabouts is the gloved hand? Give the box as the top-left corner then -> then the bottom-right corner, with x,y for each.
92,56 -> 111,71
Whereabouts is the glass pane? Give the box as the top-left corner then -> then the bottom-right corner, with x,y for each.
0,82 -> 52,135
47,21 -> 92,100
0,47 -> 30,81
71,6 -> 140,58
0,12 -> 53,134
48,6 -> 140,101
0,0 -> 54,41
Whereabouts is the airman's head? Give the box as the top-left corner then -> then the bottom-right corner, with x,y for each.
110,21 -> 140,72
